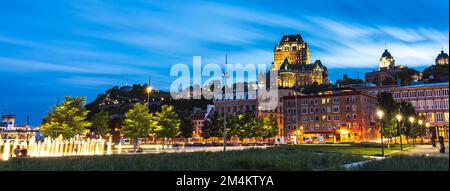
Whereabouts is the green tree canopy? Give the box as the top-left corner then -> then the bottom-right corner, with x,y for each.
180,116 -> 194,139
262,114 -> 279,138
398,101 -> 418,137
395,67 -> 419,86
90,110 -> 110,137
154,105 -> 181,139
377,92 -> 418,138
41,96 -> 91,139
202,112 -> 223,140
236,112 -> 257,139
122,102 -> 157,146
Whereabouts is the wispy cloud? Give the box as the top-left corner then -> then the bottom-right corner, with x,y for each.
59,76 -> 118,87
303,16 -> 449,68
0,56 -> 148,75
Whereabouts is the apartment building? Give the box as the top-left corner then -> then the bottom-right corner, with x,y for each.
282,90 -> 379,143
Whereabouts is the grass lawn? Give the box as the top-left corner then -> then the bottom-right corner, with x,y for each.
0,146 -> 364,171
287,143 -> 412,156
350,155 -> 449,171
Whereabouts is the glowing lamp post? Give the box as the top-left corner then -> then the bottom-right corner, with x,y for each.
396,114 -> 403,151
425,122 -> 434,147
409,116 -> 415,147
418,120 -> 423,144
377,110 -> 384,156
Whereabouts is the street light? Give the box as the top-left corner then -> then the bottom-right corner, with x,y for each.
409,116 -> 415,147
376,110 -> 384,156
146,86 -> 152,102
418,119 -> 423,144
425,122 -> 435,147
223,54 -> 228,152
396,114 -> 403,151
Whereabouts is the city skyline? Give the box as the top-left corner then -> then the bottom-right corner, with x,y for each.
0,0 -> 449,125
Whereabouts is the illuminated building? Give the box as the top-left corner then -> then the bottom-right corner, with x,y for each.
392,82 -> 449,140
190,106 -> 211,141
435,50 -> 449,65
379,49 -> 395,70
274,34 -> 310,68
277,59 -> 328,88
365,48 -> 414,85
0,115 -> 36,140
282,90 -> 379,143
273,34 -> 329,88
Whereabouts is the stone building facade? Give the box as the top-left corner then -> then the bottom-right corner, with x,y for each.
274,34 -> 310,69
282,90 -> 379,143
392,82 -> 449,140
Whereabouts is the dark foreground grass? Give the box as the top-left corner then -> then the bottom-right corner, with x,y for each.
0,146 -> 364,171
287,144 -> 411,156
351,155 -> 449,171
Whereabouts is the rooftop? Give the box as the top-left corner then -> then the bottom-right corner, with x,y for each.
279,34 -> 304,44
396,82 -> 449,89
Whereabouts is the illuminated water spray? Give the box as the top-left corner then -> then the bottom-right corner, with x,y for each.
0,135 -> 114,161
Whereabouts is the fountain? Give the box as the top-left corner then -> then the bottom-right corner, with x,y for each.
1,139 -> 11,161
0,135 -> 114,161
117,142 -> 122,154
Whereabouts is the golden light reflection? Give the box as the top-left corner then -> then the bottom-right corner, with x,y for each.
0,135 -> 113,161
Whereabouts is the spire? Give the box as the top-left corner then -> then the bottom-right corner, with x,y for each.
148,75 -> 151,86
225,53 -> 227,66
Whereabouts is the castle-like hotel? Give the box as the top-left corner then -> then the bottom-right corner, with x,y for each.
272,34 -> 329,88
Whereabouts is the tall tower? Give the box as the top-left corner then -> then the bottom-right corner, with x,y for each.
274,34 -> 310,69
379,49 -> 395,70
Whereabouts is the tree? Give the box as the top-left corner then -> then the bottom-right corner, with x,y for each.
154,105 -> 181,143
262,114 -> 279,139
225,113 -> 239,140
202,113 -> 223,142
301,83 -> 333,95
236,112 -> 257,142
122,103 -> 157,150
41,96 -> 91,139
180,116 -> 194,140
377,92 -> 400,145
395,67 -> 419,86
336,74 -> 364,86
423,64 -> 449,82
377,92 -> 397,115
90,110 -> 110,137
398,101 -> 418,140
377,92 -> 419,144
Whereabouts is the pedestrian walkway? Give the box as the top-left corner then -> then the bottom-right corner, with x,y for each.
398,144 -> 449,157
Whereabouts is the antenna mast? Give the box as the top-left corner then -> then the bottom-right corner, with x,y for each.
223,53 -> 228,152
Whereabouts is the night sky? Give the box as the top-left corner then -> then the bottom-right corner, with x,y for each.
0,0 -> 448,125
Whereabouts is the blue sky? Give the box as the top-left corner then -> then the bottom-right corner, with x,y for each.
0,0 -> 448,125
